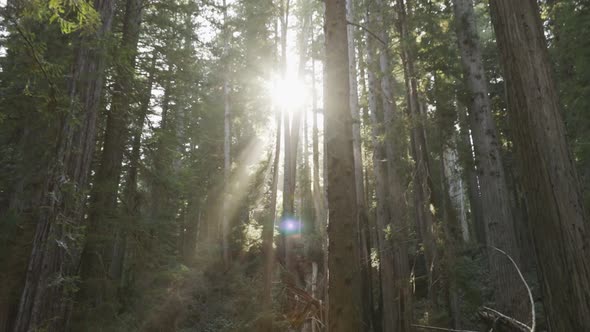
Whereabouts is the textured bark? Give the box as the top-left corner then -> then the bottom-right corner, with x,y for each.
14,1 -> 115,331
452,0 -> 527,320
442,144 -> 469,242
324,0 -> 362,328
488,1 -> 590,330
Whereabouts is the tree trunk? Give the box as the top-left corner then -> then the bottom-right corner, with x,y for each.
346,0 -> 373,329
222,0 -> 232,267
453,0 -> 528,319
457,104 -> 485,245
262,112 -> 281,332
14,1 -> 115,331
81,0 -> 144,306
393,1 -> 437,305
324,0 -> 362,328
488,1 -> 590,330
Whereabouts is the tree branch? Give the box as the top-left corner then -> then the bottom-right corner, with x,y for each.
489,245 -> 535,332
346,20 -> 386,46
412,324 -> 479,332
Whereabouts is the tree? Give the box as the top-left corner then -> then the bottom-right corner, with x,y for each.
81,0 -> 144,306
452,0 -> 528,320
488,0 -> 590,330
14,1 -> 115,330
324,0 -> 362,328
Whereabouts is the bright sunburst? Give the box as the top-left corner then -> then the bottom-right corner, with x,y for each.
269,76 -> 308,112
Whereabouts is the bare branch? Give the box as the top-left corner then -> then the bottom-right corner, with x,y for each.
489,245 -> 535,332
412,324 -> 479,332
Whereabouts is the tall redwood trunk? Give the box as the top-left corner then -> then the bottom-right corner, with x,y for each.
324,0 -> 362,328
452,0 -> 527,320
488,1 -> 590,330
14,1 -> 115,331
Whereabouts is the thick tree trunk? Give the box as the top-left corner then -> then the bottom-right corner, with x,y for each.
452,0 -> 528,320
488,1 -> 590,330
324,0 -> 362,328
14,1 -> 115,331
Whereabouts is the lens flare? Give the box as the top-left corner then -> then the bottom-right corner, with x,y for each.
280,218 -> 301,235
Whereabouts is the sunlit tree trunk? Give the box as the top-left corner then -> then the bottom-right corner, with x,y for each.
324,0 -> 362,328
457,104 -> 485,245
222,0 -> 232,267
488,1 -> 590,330
262,111 -> 281,332
14,1 -> 115,331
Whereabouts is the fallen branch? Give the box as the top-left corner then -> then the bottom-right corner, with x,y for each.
412,324 -> 479,332
480,307 -> 530,332
489,246 -> 535,332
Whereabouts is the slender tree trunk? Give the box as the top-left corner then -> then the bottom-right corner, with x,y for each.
364,14 -> 399,330
457,104 -> 485,245
278,0 -> 291,268
14,1 -> 115,331
262,112 -> 281,332
114,53 -> 156,280
373,1 -> 413,328
222,0 -> 232,267
324,0 -> 362,328
345,1 -> 373,329
81,0 -> 144,305
452,0 -> 528,319
394,0 -> 437,304
488,1 -> 590,330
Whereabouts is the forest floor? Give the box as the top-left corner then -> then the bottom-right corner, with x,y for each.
139,247 -> 263,332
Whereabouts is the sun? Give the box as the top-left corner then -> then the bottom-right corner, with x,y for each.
270,76 -> 308,112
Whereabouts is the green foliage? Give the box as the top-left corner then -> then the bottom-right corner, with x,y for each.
21,0 -> 100,33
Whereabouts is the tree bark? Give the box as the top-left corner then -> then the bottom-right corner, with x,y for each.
324,0 -> 362,328
488,1 -> 590,330
452,0 -> 527,320
14,1 -> 115,330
